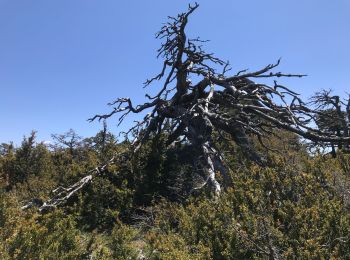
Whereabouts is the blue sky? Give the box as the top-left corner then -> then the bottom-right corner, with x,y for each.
1,0 -> 349,145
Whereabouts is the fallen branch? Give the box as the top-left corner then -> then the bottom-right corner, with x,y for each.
22,156 -> 117,213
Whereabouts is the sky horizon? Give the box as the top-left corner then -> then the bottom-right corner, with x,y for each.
1,0 -> 349,145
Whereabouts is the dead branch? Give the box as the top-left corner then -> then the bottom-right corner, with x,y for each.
22,156 -> 117,213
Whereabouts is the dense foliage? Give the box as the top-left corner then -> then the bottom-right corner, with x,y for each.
1,128 -> 350,259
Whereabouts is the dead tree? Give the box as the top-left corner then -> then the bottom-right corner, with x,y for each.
24,3 -> 350,211
51,129 -> 82,156
311,90 -> 350,156
89,3 -> 350,194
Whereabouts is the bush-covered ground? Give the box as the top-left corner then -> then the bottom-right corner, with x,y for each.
1,130 -> 350,259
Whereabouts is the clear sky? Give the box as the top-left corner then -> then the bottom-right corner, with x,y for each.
1,0 -> 349,145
